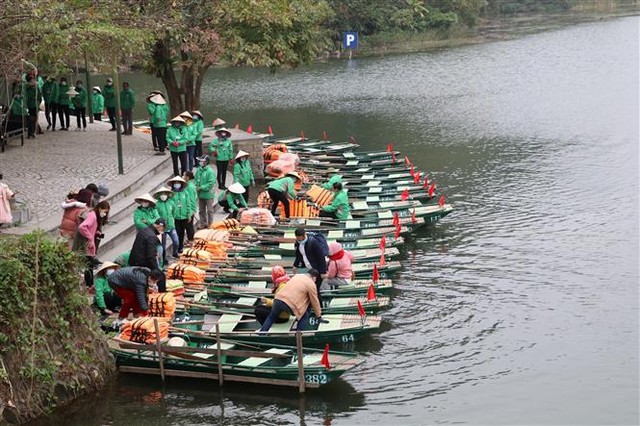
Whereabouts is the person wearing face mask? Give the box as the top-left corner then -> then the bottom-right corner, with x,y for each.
153,187 -> 179,263
133,193 -> 160,230
194,155 -> 217,228
147,93 -> 168,154
167,116 -> 188,176
167,176 -> 195,253
120,82 -> 135,135
179,111 -> 196,170
72,200 -> 110,286
103,77 -> 117,131
191,111 -> 205,159
91,86 -> 104,121
56,77 -> 70,131
93,262 -> 122,315
217,182 -> 248,219
42,76 -> 59,130
72,80 -> 87,131
209,128 -> 233,190
232,150 -> 255,203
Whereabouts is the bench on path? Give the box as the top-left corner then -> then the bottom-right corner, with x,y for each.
0,114 -> 26,153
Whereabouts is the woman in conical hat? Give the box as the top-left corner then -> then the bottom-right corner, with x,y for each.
217,182 -> 248,219
233,150 -> 255,203
133,193 -> 160,230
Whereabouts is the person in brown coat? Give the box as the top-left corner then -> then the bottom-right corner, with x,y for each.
259,269 -> 323,332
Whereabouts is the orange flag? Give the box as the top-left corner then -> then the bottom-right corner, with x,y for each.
411,208 -> 417,223
357,300 -> 366,317
379,252 -> 386,266
405,156 -> 412,168
393,211 -> 400,227
268,125 -> 273,135
413,172 -> 421,184
321,343 -> 331,369
438,193 -> 446,207
401,188 -> 409,201
246,124 -> 253,133
394,223 -> 401,238
372,264 -> 379,282
428,182 -> 436,197
379,234 -> 386,252
367,282 -> 376,301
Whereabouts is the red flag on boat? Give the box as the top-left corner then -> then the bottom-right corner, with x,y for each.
391,152 -> 397,163
422,176 -> 429,188
234,123 -> 240,129
405,156 -> 412,168
322,130 -> 327,140
372,264 -> 379,282
428,182 -> 436,197
321,343 -> 331,369
401,188 -> 409,201
394,223 -> 401,238
438,193 -> 446,207
349,136 -> 357,144
268,125 -> 273,135
386,143 -> 393,153
367,282 -> 376,301
413,172 -> 421,185
379,234 -> 386,252
246,124 -> 253,133
300,130 -> 305,140
393,211 -> 400,227
411,208 -> 417,223
357,300 -> 366,317
379,252 -> 386,266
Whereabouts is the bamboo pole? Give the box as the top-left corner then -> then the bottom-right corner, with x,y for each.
215,323 -> 224,386
154,318 -> 165,382
296,331 -> 305,394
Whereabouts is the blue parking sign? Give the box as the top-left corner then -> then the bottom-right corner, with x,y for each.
343,32 -> 358,49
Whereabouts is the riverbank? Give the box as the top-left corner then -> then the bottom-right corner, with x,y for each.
352,6 -> 639,57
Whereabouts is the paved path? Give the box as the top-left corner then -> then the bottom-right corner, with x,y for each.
0,113 -> 159,223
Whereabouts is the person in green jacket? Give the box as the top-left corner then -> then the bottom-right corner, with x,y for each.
191,110 -> 205,159
233,150 -> 255,203
218,182 -> 248,219
120,81 -> 135,135
179,111 -> 196,171
147,93 -> 168,154
91,86 -> 104,121
113,251 -> 130,267
24,76 -> 41,138
56,77 -> 70,131
42,76 -> 58,130
72,80 -> 87,131
194,155 -> 217,228
133,193 -> 160,230
167,176 -> 196,253
321,168 -> 343,190
182,170 -> 197,241
93,262 -> 122,315
103,77 -> 117,131
7,93 -> 33,136
153,186 -> 179,262
267,171 -> 301,218
210,128 -> 233,190
167,115 -> 188,176
320,182 -> 351,220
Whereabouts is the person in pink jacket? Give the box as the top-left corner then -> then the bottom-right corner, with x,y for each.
72,200 -> 110,286
321,241 -> 355,290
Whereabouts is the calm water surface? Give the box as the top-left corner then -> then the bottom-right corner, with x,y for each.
52,16 -> 638,425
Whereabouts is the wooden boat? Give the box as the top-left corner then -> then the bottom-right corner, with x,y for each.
170,311 -> 382,345
110,337 -> 364,389
179,292 -> 390,315
229,224 -> 413,243
225,236 -> 405,255
197,278 -> 394,297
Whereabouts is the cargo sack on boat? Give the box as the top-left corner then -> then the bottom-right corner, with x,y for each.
191,239 -> 229,258
280,199 -> 320,219
306,184 -> 335,207
165,279 -> 185,296
167,263 -> 206,284
257,191 -> 272,209
210,218 -> 240,231
239,208 -> 277,226
119,317 -> 169,344
148,292 -> 177,319
194,229 -> 230,242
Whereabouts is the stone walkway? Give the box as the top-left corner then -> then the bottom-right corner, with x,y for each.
0,113 -> 160,223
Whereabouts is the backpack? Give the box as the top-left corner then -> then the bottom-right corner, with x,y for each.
308,232 -> 329,257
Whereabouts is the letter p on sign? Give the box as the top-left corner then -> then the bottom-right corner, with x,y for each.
343,32 -> 358,49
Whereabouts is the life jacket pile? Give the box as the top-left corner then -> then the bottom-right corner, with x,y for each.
281,199 -> 320,219
257,191 -> 272,210
193,229 -> 230,242
166,263 -> 206,284
306,184 -> 335,207
119,317 -> 170,344
263,144 -> 288,164
178,248 -> 214,269
239,208 -> 277,226
147,292 -> 177,319
165,279 -> 185,296
209,218 -> 241,231
190,239 -> 229,259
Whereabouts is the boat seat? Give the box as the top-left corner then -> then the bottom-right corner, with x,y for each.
237,347 -> 291,367
268,320 -> 294,332
210,314 -> 242,333
246,281 -> 267,288
235,297 -> 258,306
303,354 -> 323,364
352,201 -> 369,210
264,254 -> 282,260
327,230 -> 343,239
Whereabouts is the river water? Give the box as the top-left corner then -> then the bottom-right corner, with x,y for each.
52,16 -> 638,425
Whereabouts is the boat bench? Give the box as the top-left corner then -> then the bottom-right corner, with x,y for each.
209,313 -> 243,333
237,347 -> 290,367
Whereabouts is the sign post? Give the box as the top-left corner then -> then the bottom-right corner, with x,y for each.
342,31 -> 358,59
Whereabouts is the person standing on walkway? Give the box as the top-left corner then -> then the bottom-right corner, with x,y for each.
179,111 -> 196,171
167,115 -> 188,176
153,187 -> 179,263
133,193 -> 160,230
191,111 -> 205,159
129,218 -> 166,292
168,176 -> 195,253
107,267 -> 163,320
267,171 -> 301,218
0,174 -> 16,231
42,76 -> 58,130
232,150 -> 255,203
120,82 -> 135,135
147,93 -> 168,154
182,170 -> 197,241
103,77 -> 117,131
259,269 -> 323,332
209,128 -> 233,190
56,77 -> 70,131
91,87 -> 104,121
25,76 -> 41,138
194,155 -> 217,228
72,80 -> 87,131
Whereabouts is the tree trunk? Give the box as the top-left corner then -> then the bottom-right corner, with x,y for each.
154,36 -> 184,117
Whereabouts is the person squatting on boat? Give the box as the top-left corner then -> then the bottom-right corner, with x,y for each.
259,269 -> 323,332
218,182 -> 248,219
254,265 -> 292,326
319,182 -> 351,219
107,266 -> 164,321
93,262 -> 122,315
267,171 -> 301,218
321,241 -> 355,290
